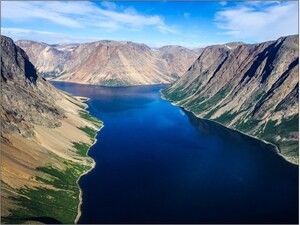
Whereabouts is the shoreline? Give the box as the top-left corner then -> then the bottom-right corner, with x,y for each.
160,90 -> 298,165
74,100 -> 104,224
51,79 -> 170,88
74,125 -> 104,224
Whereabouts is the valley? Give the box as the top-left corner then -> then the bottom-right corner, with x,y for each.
1,32 -> 298,225
52,82 -> 298,224
1,1 -> 299,224
17,35 -> 299,164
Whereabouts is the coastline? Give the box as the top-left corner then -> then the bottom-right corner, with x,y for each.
160,90 -> 297,165
51,79 -> 170,88
74,103 -> 104,224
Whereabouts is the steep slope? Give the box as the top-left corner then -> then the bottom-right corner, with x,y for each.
15,40 -> 71,79
16,40 -> 199,86
162,35 -> 299,164
57,40 -> 174,86
1,35 -> 102,223
156,45 -> 199,78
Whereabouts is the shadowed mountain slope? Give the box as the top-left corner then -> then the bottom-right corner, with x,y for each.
162,35 -> 299,164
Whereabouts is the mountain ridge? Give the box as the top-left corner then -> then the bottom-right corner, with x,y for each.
162,34 -> 299,164
16,39 -> 199,86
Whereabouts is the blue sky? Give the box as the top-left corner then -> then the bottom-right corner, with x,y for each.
1,1 -> 298,48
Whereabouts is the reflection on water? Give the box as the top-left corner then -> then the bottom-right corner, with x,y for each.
185,109 -> 280,152
51,81 -> 298,224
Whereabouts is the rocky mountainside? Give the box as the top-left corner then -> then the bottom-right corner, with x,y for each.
16,40 -> 199,86
156,45 -> 200,77
14,40 -> 71,79
162,35 -> 299,164
1,35 -> 102,223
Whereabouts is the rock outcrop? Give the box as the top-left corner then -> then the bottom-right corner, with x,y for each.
16,40 -> 199,86
1,35 -> 102,223
162,35 -> 299,164
14,40 -> 70,79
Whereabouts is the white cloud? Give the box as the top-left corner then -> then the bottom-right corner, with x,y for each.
1,1 -> 174,33
101,1 -> 117,10
1,27 -> 100,44
215,1 -> 298,42
184,12 -> 190,19
2,27 -> 220,49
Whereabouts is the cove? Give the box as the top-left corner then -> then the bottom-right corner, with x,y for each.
51,82 -> 298,224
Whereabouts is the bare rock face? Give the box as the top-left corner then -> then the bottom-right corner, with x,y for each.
156,45 -> 199,78
15,40 -> 71,78
162,35 -> 299,164
16,40 -> 199,86
1,36 -> 65,138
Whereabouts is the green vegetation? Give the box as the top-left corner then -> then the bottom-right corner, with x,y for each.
234,116 -> 260,132
258,116 -> 299,162
234,114 -> 299,163
68,98 -> 86,109
3,161 -> 92,224
3,109 -> 103,224
213,111 -> 240,125
161,82 -> 202,102
79,126 -> 97,140
260,116 -> 298,139
189,86 -> 232,114
101,79 -> 131,87
79,110 -> 103,127
203,106 -> 221,119
164,83 -> 298,163
72,142 -> 90,157
254,91 -> 266,101
161,88 -> 185,101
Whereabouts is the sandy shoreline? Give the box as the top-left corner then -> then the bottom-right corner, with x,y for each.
160,90 -> 297,165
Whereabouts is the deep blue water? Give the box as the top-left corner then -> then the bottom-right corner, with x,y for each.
52,82 -> 298,224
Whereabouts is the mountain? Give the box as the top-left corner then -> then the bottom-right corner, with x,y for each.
56,40 -> 175,86
14,40 -> 71,79
162,35 -> 299,164
156,45 -> 200,77
16,40 -> 199,86
1,35 -> 102,223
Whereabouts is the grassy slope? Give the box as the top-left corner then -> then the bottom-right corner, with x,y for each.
162,88 -> 298,164
2,108 -> 103,224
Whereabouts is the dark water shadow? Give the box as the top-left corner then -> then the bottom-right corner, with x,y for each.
184,109 -> 298,168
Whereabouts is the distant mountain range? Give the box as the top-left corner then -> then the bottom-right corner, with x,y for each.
162,35 -> 299,164
16,40 -> 200,86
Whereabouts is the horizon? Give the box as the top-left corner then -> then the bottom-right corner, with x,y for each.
7,33 -> 298,50
1,1 -> 298,48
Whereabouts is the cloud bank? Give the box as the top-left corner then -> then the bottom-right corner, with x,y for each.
215,1 -> 298,42
1,1 -> 174,33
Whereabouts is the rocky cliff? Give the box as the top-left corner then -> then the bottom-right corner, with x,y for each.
162,35 -> 298,164
1,35 -> 102,223
16,40 -> 199,86
14,40 -> 70,79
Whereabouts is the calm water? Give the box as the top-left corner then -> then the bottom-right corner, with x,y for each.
52,82 -> 298,224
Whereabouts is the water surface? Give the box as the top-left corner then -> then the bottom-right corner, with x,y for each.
52,82 -> 298,224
